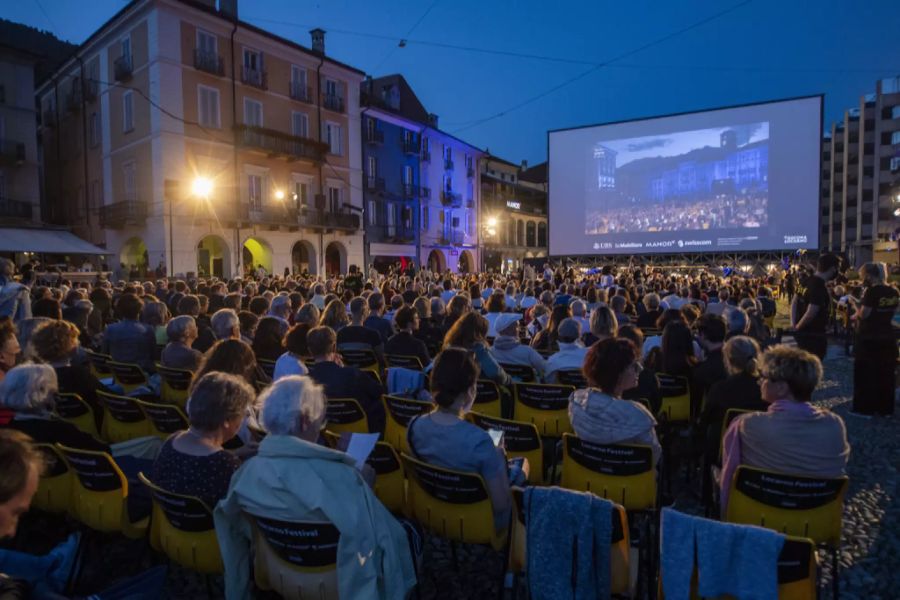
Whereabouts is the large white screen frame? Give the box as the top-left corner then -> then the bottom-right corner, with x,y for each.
548,96 -> 822,256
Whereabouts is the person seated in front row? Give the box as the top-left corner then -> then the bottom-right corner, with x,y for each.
306,326 -> 385,434
568,338 -> 661,466
489,313 -> 547,380
407,348 -> 527,532
214,375 -> 417,600
719,345 -> 850,515
151,372 -> 256,507
544,318 -> 589,383
161,315 -> 203,371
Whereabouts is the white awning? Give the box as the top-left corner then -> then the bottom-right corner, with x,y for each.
0,228 -> 109,255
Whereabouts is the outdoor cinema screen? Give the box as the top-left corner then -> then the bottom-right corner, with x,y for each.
548,96 -> 821,256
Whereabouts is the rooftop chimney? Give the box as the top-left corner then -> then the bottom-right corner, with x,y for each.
310,28 -> 326,55
220,0 -> 238,20
427,113 -> 439,128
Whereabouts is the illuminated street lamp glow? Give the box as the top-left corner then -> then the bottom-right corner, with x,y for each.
191,176 -> 213,199
274,189 -> 285,201
486,217 -> 497,227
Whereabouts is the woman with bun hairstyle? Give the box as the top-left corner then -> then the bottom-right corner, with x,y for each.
407,348 -> 523,531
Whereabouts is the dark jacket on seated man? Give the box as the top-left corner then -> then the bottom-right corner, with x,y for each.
308,361 -> 385,434
384,331 -> 430,368
161,342 -> 203,371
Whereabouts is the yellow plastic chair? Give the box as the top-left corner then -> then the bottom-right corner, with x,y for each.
717,408 -> 757,461
560,434 -> 658,511
512,382 -> 574,437
136,399 -> 188,439
509,487 -> 631,595
659,532 -> 818,600
107,361 -> 150,394
367,442 -> 406,514
138,473 -> 223,574
257,358 -> 277,381
97,390 -> 152,442
657,373 -> 691,423
56,444 -> 149,539
385,354 -> 424,370
53,393 -> 100,439
32,444 -> 72,515
725,466 -> 847,599
246,513 -> 340,600
402,453 -> 507,550
325,398 -> 370,435
555,369 -> 587,388
498,363 -> 537,383
339,348 -> 380,380
474,379 -> 503,418
154,364 -> 193,409
322,431 -> 405,514
467,412 -> 544,484
382,395 -> 432,453
85,350 -> 114,380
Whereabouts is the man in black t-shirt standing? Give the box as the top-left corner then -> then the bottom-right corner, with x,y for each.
852,262 -> 899,416
791,253 -> 840,359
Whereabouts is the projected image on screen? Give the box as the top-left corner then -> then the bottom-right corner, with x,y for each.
585,123 -> 769,235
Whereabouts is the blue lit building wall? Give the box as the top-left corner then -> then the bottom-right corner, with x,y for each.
361,112 -> 421,265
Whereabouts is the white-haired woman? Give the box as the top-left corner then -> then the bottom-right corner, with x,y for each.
214,375 -> 416,600
0,363 -> 106,452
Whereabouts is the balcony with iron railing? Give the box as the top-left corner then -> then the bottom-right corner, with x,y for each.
289,81 -> 312,103
440,191 -> 462,208
241,66 -> 267,90
99,200 -> 147,228
401,184 -> 416,199
235,124 -> 327,162
365,176 -> 386,192
0,198 -> 33,220
444,158 -> 454,171
0,140 -> 26,165
402,139 -> 418,154
439,229 -> 466,246
194,48 -> 224,75
372,225 -> 416,244
114,55 -> 133,81
248,203 -> 299,227
323,94 -> 344,113
365,129 -> 384,144
298,209 -> 360,231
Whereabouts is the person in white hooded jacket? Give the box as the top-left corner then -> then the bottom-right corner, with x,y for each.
489,313 -> 547,379
568,337 -> 661,467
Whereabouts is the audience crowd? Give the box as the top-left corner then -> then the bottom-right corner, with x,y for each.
0,252 -> 892,597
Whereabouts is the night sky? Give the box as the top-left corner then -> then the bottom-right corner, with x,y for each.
5,0 -> 900,164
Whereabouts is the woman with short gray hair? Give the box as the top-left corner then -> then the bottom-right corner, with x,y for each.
0,363 -> 106,451
151,371 -> 255,507
161,315 -> 202,371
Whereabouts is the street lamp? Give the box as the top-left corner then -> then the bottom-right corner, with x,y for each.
274,189 -> 285,201
191,176 -> 213,201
